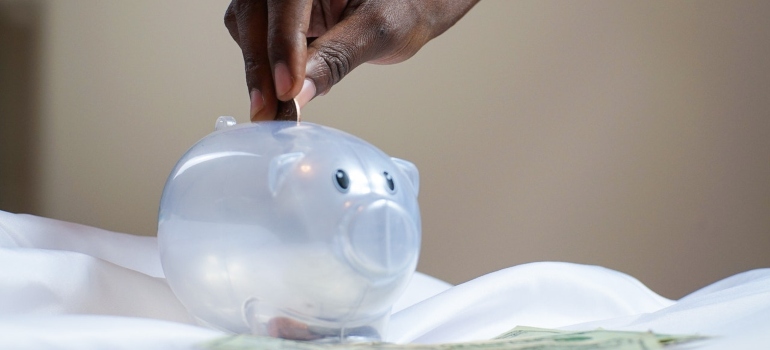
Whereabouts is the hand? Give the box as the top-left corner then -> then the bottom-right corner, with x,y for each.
225,0 -> 479,121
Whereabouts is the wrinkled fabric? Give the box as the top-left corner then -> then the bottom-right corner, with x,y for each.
0,211 -> 162,277
0,315 -> 220,350
1,210 -> 768,349
562,268 -> 770,349
389,262 -> 674,343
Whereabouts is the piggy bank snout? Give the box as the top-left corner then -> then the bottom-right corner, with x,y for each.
340,199 -> 419,277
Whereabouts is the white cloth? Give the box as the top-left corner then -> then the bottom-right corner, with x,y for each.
1,210 -> 768,349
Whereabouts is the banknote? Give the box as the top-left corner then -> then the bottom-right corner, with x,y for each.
203,326 -> 708,350
491,326 -> 707,348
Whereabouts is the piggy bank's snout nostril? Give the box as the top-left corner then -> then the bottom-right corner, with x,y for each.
341,200 -> 419,276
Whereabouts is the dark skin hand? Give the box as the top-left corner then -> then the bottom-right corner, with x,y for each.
225,0 -> 480,121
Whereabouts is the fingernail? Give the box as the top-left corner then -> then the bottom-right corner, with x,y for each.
250,89 -> 265,118
296,79 -> 316,108
274,62 -> 292,98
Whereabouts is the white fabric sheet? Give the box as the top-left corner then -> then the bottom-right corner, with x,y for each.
1,210 -> 768,349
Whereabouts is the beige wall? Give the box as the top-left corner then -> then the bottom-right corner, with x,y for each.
7,0 -> 770,298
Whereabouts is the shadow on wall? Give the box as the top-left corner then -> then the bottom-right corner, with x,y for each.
0,1 -> 42,214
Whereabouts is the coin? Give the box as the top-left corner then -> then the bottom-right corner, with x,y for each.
266,317 -> 318,341
275,98 -> 301,122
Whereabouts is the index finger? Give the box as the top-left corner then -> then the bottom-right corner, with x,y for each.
233,0 -> 279,121
266,0 -> 314,101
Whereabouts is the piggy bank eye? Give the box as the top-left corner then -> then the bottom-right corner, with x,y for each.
383,171 -> 396,193
334,169 -> 350,192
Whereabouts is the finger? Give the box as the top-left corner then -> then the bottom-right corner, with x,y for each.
233,0 -> 278,121
224,0 -> 239,43
266,0 -> 313,101
307,0 -> 348,38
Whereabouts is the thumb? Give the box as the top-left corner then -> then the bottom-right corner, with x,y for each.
302,5 -> 425,102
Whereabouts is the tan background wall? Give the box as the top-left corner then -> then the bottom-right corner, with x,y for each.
1,0 -> 768,299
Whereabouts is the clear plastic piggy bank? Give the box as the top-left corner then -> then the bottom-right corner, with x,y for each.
158,118 -> 421,342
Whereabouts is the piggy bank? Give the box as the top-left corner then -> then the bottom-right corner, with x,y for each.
158,118 -> 421,342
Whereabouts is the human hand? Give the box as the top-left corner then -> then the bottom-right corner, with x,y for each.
224,0 -> 479,121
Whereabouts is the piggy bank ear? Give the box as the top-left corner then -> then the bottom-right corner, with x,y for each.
391,157 -> 419,196
268,152 -> 305,196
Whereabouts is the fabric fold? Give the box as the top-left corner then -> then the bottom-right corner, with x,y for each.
388,262 -> 673,343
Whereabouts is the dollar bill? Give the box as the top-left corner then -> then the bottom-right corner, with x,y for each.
203,326 -> 707,350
